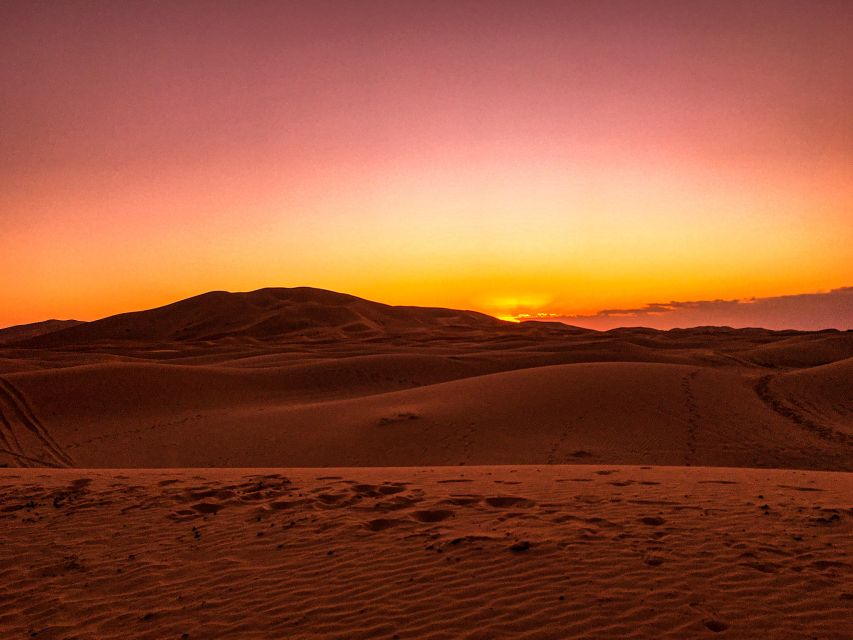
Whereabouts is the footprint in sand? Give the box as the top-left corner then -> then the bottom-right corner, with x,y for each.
441,496 -> 480,506
379,484 -> 407,495
365,518 -> 403,531
351,484 -> 381,496
703,619 -> 730,633
411,509 -> 454,523
373,495 -> 423,512
269,499 -> 308,510
191,502 -> 224,515
485,496 -> 535,508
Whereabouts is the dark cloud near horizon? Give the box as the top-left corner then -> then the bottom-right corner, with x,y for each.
538,287 -> 853,331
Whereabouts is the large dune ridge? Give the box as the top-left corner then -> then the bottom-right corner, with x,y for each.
11,287 -> 507,347
0,287 -> 851,639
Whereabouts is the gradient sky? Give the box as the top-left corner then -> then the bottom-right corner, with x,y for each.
2,0 -> 851,328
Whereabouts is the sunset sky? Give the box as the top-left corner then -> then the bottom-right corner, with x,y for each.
2,1 -> 851,329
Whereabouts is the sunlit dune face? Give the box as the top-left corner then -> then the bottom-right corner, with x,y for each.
0,1 -> 851,328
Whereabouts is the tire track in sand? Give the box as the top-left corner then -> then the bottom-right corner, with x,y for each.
0,377 -> 73,467
0,406 -> 29,466
754,374 -> 853,447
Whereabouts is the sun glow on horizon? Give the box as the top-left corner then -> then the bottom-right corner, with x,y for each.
1,1 -> 851,328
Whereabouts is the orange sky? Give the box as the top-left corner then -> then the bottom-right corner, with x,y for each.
1,1 -> 851,328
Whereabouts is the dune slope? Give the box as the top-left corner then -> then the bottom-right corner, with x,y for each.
3,360 -> 851,470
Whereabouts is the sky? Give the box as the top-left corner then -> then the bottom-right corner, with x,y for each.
1,0 -> 851,329
535,287 -> 853,331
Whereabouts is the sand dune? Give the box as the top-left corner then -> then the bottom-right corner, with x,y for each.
0,288 -> 850,470
739,332 -> 853,368
16,288 -> 507,347
2,359 -> 850,470
757,358 -> 853,439
0,319 -> 83,345
1,465 -> 850,639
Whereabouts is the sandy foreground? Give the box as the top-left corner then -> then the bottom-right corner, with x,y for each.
1,465 -> 850,639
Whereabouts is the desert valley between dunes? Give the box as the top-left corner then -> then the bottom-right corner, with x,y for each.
0,287 -> 851,639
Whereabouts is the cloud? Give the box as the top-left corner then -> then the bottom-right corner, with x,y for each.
526,287 -> 853,331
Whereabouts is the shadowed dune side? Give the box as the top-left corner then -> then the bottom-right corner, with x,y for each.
14,288 -> 509,347
0,320 -> 84,346
6,362 -> 851,470
0,377 -> 74,468
757,358 -> 853,440
739,333 -> 853,368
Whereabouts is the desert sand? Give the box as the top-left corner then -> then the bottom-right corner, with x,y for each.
1,466 -> 850,639
0,288 -> 850,638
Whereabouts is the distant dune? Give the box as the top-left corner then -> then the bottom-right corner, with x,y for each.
0,287 -> 850,470
0,319 -> 83,345
13,287 -> 507,347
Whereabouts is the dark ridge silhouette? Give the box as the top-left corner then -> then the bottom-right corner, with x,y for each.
14,287 -> 512,347
0,320 -> 84,345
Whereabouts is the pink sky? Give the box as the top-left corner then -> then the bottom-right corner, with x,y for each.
1,1 -> 851,328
